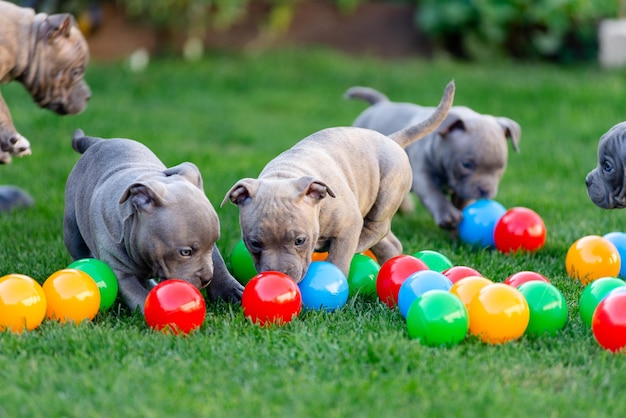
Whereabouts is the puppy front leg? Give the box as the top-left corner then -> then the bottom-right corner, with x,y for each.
413,170 -> 462,229
207,244 -> 244,302
118,275 -> 150,314
325,229 -> 361,277
0,91 -> 30,160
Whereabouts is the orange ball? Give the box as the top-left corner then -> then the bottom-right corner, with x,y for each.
449,275 -> 493,311
565,235 -> 620,285
0,274 -> 47,333
43,269 -> 100,324
468,283 -> 530,344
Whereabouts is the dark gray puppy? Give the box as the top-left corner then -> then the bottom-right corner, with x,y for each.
345,86 -> 520,229
64,130 -> 243,312
587,122 -> 626,209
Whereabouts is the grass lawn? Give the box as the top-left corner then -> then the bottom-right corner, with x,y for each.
2,48 -> 626,417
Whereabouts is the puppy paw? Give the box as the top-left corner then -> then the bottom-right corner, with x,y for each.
0,186 -> 34,211
0,133 -> 31,158
434,206 -> 463,230
208,276 -> 244,303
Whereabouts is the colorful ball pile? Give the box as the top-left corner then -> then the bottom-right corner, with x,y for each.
458,199 -> 547,253
371,250 -> 567,347
0,258 -> 120,333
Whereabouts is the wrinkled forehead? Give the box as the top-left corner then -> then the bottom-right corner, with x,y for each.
599,122 -> 626,155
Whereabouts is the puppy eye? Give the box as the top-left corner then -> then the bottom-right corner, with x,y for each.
248,239 -> 262,252
179,248 -> 193,257
295,237 -> 306,246
603,161 -> 614,173
71,68 -> 82,78
461,160 -> 475,170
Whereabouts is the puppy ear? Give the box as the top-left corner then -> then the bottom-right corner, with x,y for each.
164,162 -> 204,190
296,176 -> 336,203
119,182 -> 166,211
42,14 -> 74,41
221,179 -> 258,207
496,117 -> 521,153
437,114 -> 465,136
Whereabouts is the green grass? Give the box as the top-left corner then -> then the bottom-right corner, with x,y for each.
2,48 -> 626,417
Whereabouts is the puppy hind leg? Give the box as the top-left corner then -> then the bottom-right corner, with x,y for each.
370,231 -> 403,266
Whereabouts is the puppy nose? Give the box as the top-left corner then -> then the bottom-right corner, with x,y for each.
585,176 -> 593,187
478,187 -> 489,198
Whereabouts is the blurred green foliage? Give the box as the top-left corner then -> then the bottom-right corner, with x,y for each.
415,0 -> 618,62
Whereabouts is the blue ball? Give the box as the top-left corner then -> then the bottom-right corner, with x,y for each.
397,270 -> 453,318
299,261 -> 349,312
458,199 -> 507,248
603,232 -> 626,278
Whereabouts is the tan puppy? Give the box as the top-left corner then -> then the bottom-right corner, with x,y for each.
222,82 -> 454,282
346,86 -> 520,229
0,1 -> 90,210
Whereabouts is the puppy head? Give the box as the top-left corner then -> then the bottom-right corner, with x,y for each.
28,13 -> 91,115
438,110 -> 521,201
120,171 -> 219,289
586,122 -> 626,209
223,176 -> 335,282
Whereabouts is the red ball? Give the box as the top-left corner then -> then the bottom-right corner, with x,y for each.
242,272 -> 302,326
504,271 -> 550,287
442,266 -> 482,284
493,207 -> 546,253
144,279 -> 206,335
592,292 -> 626,352
376,255 -> 428,308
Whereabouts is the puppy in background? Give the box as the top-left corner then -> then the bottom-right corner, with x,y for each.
587,122 -> 626,209
345,86 -> 520,230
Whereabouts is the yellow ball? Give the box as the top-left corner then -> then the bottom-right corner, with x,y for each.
0,274 -> 47,333
565,235 -> 620,285
468,283 -> 530,344
43,269 -> 100,324
449,275 -> 493,311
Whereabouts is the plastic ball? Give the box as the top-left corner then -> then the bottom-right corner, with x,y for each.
144,279 -> 206,335
449,275 -> 493,311
68,258 -> 118,311
242,272 -> 302,326
603,232 -> 626,278
0,274 -> 47,333
398,270 -> 452,318
468,283 -> 530,344
578,277 -> 626,328
565,235 -> 620,285
458,199 -> 507,248
504,271 -> 550,288
493,207 -> 546,253
406,290 -> 469,347
43,269 -> 100,324
230,240 -> 258,285
361,249 -> 378,263
298,261 -> 349,311
592,291 -> 626,352
347,253 -> 380,296
443,266 -> 482,284
518,281 -> 567,336
413,250 -> 453,272
311,252 -> 328,261
376,255 -> 428,308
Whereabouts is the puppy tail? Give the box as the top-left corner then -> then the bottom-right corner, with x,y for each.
343,86 -> 389,105
71,129 -> 101,154
389,81 -> 455,148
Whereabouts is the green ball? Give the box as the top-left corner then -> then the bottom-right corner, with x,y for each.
68,258 -> 118,311
518,281 -> 568,336
413,250 -> 453,272
406,290 -> 469,347
578,277 -> 626,328
230,240 -> 257,285
347,254 -> 380,296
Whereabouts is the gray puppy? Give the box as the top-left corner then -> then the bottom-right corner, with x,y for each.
64,130 -> 243,312
586,122 -> 626,209
345,86 -> 521,229
222,82 -> 454,282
